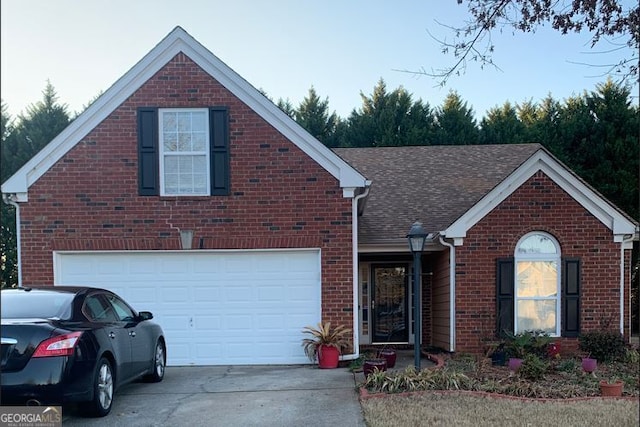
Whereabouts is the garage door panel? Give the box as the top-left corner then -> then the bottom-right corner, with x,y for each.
193,316 -> 222,330
193,287 -> 220,302
195,343 -> 222,359
160,257 -> 190,273
161,315 -> 190,330
162,286 -> 190,302
55,250 -> 321,366
127,286 -> 157,305
225,286 -> 252,301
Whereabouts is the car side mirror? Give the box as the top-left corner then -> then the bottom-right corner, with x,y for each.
138,311 -> 154,321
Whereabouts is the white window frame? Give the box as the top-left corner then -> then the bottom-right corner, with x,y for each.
514,231 -> 561,337
158,108 -> 210,196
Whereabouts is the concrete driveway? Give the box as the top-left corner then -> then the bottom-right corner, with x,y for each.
62,364 -> 365,426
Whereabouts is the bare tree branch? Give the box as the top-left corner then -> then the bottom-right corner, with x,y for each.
410,0 -> 639,86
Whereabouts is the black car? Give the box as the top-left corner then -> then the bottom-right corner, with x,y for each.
1,286 -> 166,417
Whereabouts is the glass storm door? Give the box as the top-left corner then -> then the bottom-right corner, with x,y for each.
371,264 -> 409,343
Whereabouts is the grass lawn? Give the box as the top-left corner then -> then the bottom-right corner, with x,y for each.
361,392 -> 639,426
359,351 -> 639,426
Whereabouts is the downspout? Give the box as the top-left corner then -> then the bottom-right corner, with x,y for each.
439,236 -> 455,353
343,185 -> 370,361
2,194 -> 22,287
620,234 -> 634,336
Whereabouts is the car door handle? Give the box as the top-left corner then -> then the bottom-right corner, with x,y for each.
129,331 -> 136,338
108,331 -> 116,339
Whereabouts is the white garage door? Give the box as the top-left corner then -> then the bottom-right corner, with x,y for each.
54,250 -> 321,366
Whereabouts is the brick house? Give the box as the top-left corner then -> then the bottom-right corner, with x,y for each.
2,27 -> 637,365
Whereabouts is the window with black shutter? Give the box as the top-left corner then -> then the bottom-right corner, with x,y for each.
496,233 -> 581,337
137,107 -> 229,196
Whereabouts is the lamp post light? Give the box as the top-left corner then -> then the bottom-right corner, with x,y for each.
407,220 -> 427,370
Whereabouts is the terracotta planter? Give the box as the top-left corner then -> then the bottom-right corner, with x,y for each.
377,349 -> 397,368
508,357 -> 523,372
363,358 -> 387,376
317,345 -> 340,369
599,380 -> 623,397
581,357 -> 597,373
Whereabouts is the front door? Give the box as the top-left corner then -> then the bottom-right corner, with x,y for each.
371,264 -> 409,343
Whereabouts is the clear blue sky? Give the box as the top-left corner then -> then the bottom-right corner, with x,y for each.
2,0 -> 637,121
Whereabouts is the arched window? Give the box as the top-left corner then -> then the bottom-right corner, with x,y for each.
514,232 -> 561,336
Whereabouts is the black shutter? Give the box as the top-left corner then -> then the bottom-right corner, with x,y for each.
496,258 -> 515,338
562,258 -> 581,337
137,108 -> 159,196
209,107 -> 229,195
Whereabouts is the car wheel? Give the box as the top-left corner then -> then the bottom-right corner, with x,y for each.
85,357 -> 114,417
146,340 -> 166,383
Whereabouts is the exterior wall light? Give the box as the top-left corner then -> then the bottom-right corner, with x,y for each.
180,230 -> 194,250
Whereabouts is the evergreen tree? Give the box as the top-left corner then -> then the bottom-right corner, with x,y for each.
434,91 -> 479,145
405,100 -> 436,146
346,79 -> 435,147
0,83 -> 71,287
580,80 -> 638,220
295,87 -> 338,145
479,101 -> 526,144
276,98 -> 295,118
525,95 -> 563,155
1,100 -> 18,288
11,81 -> 71,170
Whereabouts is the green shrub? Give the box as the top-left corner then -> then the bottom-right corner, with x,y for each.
578,330 -> 626,362
504,330 -> 553,359
361,366 -> 475,394
518,354 -> 549,381
555,358 -> 578,373
624,348 -> 640,364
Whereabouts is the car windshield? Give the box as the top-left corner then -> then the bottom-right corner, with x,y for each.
1,290 -> 74,319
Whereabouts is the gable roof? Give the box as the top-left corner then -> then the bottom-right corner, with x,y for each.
335,144 -> 637,247
1,27 -> 367,201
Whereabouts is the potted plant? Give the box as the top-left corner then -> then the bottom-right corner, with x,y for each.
581,356 -> 597,374
363,357 -> 387,376
599,378 -> 624,397
301,322 -> 351,369
377,347 -> 397,368
486,341 -> 507,366
505,331 -> 529,371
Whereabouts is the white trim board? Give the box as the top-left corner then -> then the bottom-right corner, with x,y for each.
1,27 -> 367,201
442,149 -> 637,244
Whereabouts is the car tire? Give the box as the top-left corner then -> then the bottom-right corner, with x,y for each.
84,357 -> 114,417
145,340 -> 166,383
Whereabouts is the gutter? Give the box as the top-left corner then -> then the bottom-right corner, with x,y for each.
620,234 -> 635,335
2,194 -> 22,287
439,235 -> 455,353
343,184 -> 370,361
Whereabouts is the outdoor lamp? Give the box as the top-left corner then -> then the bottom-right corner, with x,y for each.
407,221 -> 428,253
407,220 -> 427,369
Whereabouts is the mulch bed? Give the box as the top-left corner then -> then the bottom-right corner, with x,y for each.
359,352 -> 640,400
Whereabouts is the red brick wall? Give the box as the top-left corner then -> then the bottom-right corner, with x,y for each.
19,53 -> 354,329
454,171 -> 631,354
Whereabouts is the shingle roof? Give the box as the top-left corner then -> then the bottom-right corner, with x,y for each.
333,144 -> 542,243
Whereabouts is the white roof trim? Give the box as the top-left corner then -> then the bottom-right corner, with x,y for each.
442,149 -> 637,241
1,26 -> 367,201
